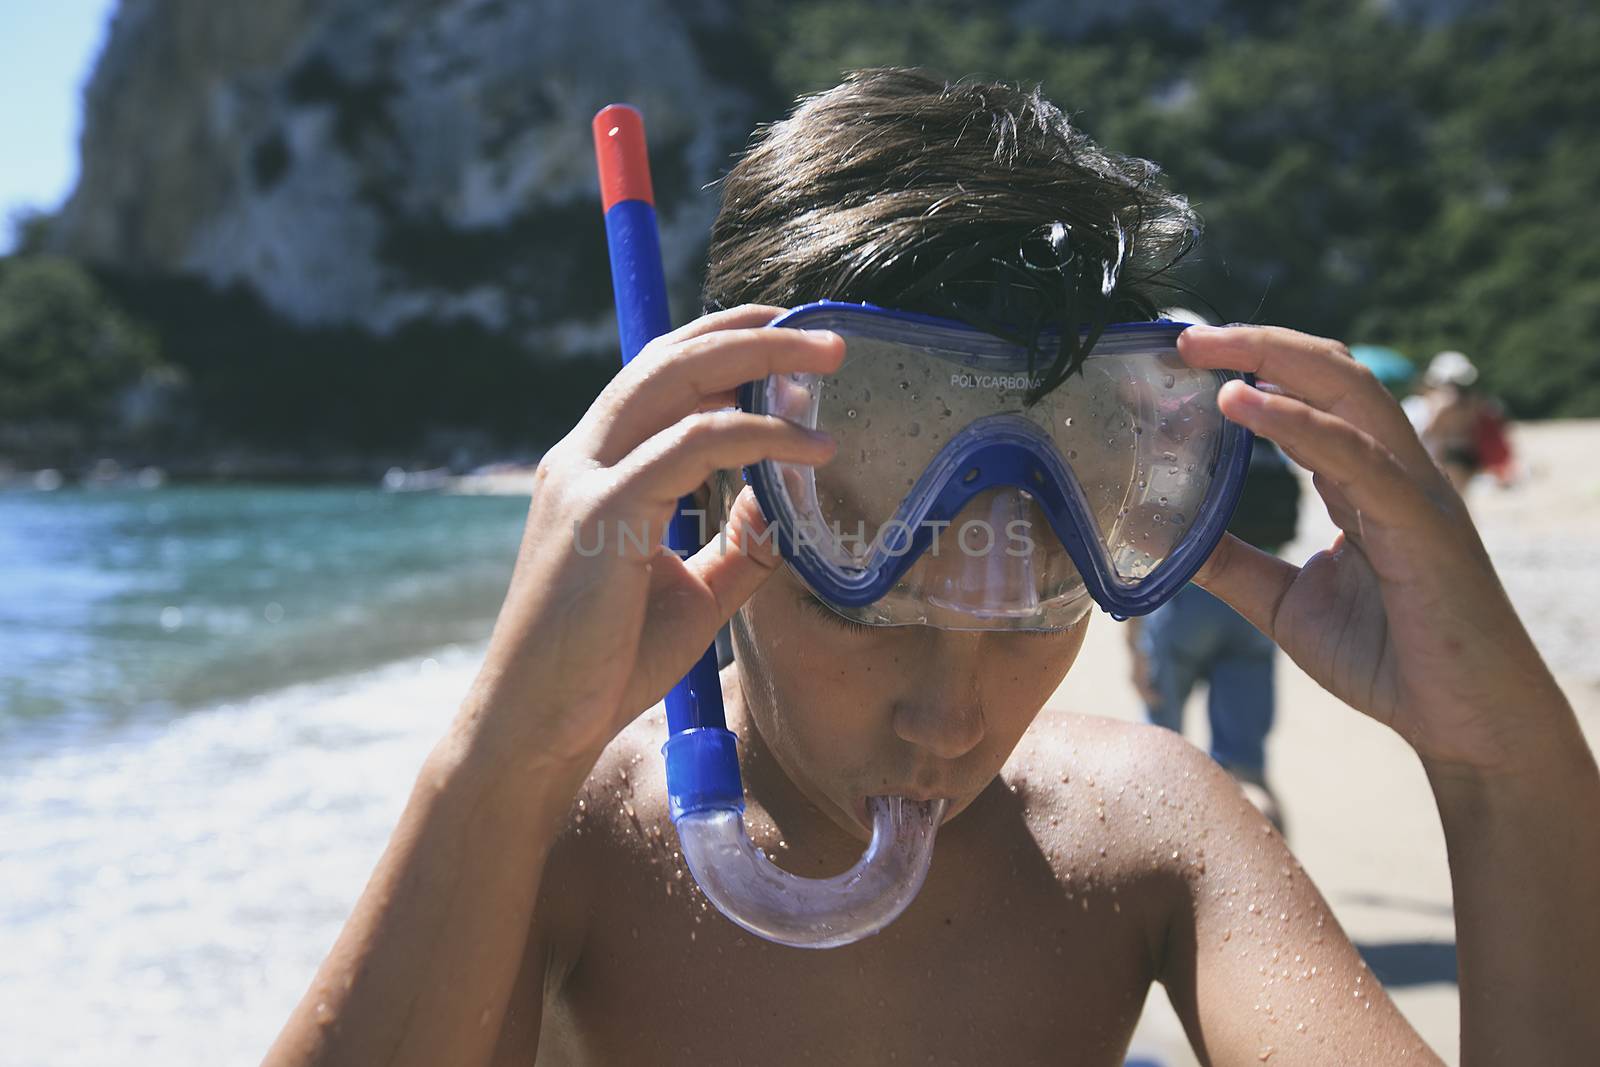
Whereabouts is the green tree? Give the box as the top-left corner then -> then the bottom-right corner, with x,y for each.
0,255 -> 162,425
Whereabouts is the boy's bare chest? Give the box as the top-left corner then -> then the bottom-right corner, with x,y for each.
536,835 -> 1159,1065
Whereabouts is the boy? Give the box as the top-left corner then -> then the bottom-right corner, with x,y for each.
267,70 -> 1599,1065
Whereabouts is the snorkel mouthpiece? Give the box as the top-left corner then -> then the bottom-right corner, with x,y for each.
596,104 -> 942,948
676,796 -> 947,949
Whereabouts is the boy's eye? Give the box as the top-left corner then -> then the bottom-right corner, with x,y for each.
800,592 -> 876,635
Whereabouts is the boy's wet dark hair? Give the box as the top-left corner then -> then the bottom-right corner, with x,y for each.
702,67 -> 1200,399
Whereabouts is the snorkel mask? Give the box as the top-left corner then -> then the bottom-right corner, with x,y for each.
594,104 -> 1251,950
740,302 -> 1253,627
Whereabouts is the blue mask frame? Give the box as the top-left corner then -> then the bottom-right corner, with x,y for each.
738,301 -> 1256,621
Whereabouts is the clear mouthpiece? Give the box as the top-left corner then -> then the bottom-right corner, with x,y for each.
675,795 -> 947,949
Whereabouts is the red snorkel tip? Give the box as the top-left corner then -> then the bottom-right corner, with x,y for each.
592,104 -> 654,212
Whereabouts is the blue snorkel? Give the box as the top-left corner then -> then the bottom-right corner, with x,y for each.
593,105 -> 744,822
594,105 -> 945,949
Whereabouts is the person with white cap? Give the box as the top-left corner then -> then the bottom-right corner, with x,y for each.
1403,349 -> 1512,492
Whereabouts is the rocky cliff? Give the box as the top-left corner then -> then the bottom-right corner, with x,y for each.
53,0 -> 768,350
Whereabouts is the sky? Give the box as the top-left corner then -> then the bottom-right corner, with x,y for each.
0,0 -> 120,253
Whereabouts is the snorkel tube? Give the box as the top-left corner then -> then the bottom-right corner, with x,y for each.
593,105 -> 945,948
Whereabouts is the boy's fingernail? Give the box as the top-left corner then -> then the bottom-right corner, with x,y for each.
1225,380 -> 1265,406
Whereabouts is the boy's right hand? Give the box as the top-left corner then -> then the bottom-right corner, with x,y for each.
458,305 -> 842,776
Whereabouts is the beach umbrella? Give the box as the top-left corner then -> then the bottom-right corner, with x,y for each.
1349,344 -> 1415,389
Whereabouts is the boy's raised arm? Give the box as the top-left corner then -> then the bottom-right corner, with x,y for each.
1180,324 -> 1600,1065
262,305 -> 844,1066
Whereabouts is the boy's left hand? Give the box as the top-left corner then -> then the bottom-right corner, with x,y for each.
1177,324 -> 1568,776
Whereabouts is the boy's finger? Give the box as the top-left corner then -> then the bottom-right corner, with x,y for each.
1311,472 -> 1366,542
1218,381 -> 1435,530
1192,533 -> 1299,641
1179,325 -> 1433,475
609,411 -> 835,514
684,486 -> 786,623
649,303 -> 787,347
585,327 -> 845,464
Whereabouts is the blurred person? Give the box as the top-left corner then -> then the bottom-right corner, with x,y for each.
264,71 -> 1599,1067
1126,433 -> 1301,831
1404,350 -> 1515,491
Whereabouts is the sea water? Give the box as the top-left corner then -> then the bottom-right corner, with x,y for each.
0,486 -> 528,1065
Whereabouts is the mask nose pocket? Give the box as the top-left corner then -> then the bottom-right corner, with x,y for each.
921,488 -> 1046,619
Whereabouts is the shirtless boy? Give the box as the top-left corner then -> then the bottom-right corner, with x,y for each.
266,69 -> 1600,1065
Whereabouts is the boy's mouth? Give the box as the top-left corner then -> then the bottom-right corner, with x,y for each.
853,792 -> 954,831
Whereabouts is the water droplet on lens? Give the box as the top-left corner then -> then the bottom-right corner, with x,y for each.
1162,373 -> 1176,388
908,421 -> 922,437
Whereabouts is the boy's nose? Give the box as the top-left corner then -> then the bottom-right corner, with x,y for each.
890,638 -> 986,759
891,698 -> 986,760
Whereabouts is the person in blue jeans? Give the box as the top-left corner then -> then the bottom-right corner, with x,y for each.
1128,436 -> 1301,830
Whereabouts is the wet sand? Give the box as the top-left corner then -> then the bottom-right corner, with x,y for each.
1052,419 -> 1600,1065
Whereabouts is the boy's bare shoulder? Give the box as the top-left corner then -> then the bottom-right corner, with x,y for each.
553,707 -> 680,872
1002,709 -> 1267,889
531,709 -> 680,977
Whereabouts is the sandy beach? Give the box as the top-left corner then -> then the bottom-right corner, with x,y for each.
1071,419 -> 1600,1065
